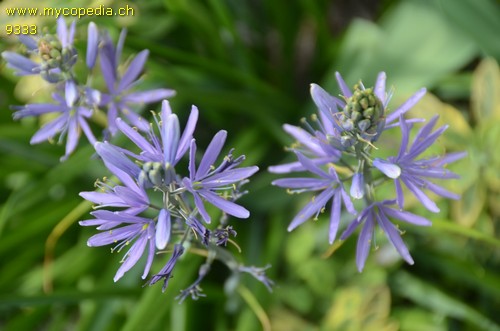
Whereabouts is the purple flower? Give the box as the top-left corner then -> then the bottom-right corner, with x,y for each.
372,115 -> 467,212
272,152 -> 356,244
99,31 -> 175,134
12,80 -> 96,160
79,143 -> 149,216
86,22 -> 99,69
2,18 -> 77,82
183,132 -> 259,223
237,264 -> 274,292
115,100 -> 198,172
79,210 -> 156,282
146,244 -> 185,292
269,72 -> 426,174
340,200 -> 432,271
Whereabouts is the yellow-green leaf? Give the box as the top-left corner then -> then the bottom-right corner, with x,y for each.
471,57 -> 500,123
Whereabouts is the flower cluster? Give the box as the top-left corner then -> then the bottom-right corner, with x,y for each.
2,18 -> 174,160
80,101 -> 272,297
270,72 -> 466,271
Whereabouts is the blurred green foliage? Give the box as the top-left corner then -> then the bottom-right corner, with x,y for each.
1,0 -> 500,330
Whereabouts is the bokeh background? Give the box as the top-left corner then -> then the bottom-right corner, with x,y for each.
1,0 -> 500,330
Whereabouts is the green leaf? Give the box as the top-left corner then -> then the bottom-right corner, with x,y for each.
334,1 -> 477,95
471,58 -> 500,123
322,286 -> 398,331
437,0 -> 500,60
392,272 -> 500,331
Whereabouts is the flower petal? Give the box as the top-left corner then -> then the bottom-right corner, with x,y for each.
272,177 -> 330,189
196,130 -> 227,179
329,192 -> 341,244
123,89 -> 176,103
114,231 -> 149,282
350,173 -> 364,199
310,83 -> 344,116
335,72 -> 352,98
202,166 -> 259,188
86,22 -> 99,69
199,190 -> 250,219
374,72 -> 386,105
373,159 -> 401,179
376,210 -> 414,265
116,118 -> 155,154
356,214 -> 375,272
288,187 -> 335,231
381,206 -> 432,226
402,176 -> 440,213
162,114 -> 180,164
386,88 -> 426,125
176,105 -> 199,162
155,209 -> 171,250
118,50 -> 149,91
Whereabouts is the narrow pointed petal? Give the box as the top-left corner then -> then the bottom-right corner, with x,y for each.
196,130 -> 227,179
381,206 -> 432,226
200,190 -> 250,219
341,188 -> 357,215
395,179 -> 405,210
115,28 -> 127,67
156,209 -> 171,250
163,114 -> 180,164
123,89 -> 176,103
142,226 -> 156,279
340,205 -> 372,240
193,191 -> 211,223
87,224 -> 141,246
310,83 -> 343,116
424,181 -> 460,200
65,80 -> 78,107
283,124 -> 325,156
64,117 -> 80,157
268,162 -> 305,174
386,88 -> 426,124
79,191 -> 127,207
373,159 -> 401,179
116,118 -> 155,154
356,215 -> 375,272
397,115 -> 410,158
13,104 -> 64,119
288,188 -> 335,231
376,211 -> 414,265
114,232 -> 148,282
95,142 -> 141,179
295,152 -> 329,178
2,51 -> 40,74
121,107 -> 150,132
329,193 -> 341,244
176,105 -> 199,162
202,167 -> 259,188
407,126 -> 447,160
118,50 -> 149,91
272,177 -> 330,189
335,72 -> 352,97
30,116 -> 67,144
434,151 -> 467,166
86,22 -> 99,69
350,173 -> 364,199
188,139 -> 197,180
402,177 -> 440,212
100,53 -> 116,93
18,35 -> 38,50
374,72 -> 386,104
57,18 -> 68,47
